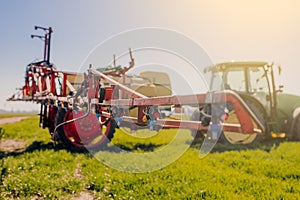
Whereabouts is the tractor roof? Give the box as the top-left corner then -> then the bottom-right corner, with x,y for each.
204,61 -> 268,73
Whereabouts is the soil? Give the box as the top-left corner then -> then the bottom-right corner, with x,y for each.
72,192 -> 96,200
72,160 -> 97,200
0,116 -> 30,125
0,116 -> 30,152
0,139 -> 26,152
71,177 -> 97,199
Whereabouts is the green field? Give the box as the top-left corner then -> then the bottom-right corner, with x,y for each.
1,116 -> 300,199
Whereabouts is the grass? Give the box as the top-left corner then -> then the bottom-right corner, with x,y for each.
0,117 -> 300,199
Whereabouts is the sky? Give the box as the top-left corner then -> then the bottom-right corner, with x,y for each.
1,0 -> 300,112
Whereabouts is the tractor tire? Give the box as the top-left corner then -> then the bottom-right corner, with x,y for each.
291,116 -> 300,141
54,108 -> 71,148
190,109 -> 206,144
218,99 -> 268,144
54,108 -> 116,151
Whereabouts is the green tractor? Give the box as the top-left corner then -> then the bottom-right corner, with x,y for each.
204,61 -> 300,144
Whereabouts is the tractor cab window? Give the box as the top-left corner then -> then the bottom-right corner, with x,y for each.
223,68 -> 246,92
210,71 -> 224,91
248,66 -> 271,111
248,67 -> 268,93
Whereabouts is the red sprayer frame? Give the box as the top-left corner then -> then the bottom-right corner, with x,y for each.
7,27 -> 264,149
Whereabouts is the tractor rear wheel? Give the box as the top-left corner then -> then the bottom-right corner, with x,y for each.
219,99 -> 267,144
54,108 -> 116,151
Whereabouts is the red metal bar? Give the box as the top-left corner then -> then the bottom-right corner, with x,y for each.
119,116 -> 262,134
50,73 -> 56,95
90,68 -> 147,99
62,73 -> 67,97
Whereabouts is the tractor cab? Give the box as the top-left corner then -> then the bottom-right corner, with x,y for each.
203,62 -> 290,143
205,62 -> 281,118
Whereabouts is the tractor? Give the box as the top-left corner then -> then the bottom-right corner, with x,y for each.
200,61 -> 300,144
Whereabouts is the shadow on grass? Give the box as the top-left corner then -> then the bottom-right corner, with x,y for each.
0,136 -> 288,159
190,137 -> 287,153
0,140 -> 164,159
0,141 -> 91,159
112,142 -> 163,152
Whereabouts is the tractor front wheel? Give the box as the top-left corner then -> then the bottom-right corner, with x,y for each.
290,116 -> 300,140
